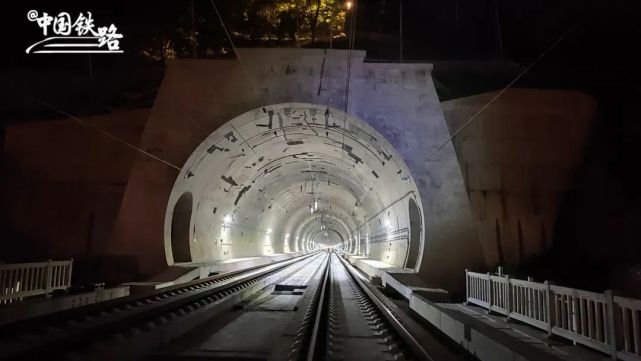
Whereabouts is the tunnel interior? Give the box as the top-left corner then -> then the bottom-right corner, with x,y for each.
164,103 -> 424,269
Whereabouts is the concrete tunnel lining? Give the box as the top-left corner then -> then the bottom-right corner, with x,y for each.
164,103 -> 425,270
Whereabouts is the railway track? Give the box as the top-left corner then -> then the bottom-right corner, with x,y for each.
0,252 -> 465,361
0,252 -> 322,360
277,252 -> 461,361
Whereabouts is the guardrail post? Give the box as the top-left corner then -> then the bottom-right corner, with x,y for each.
528,277 -> 533,319
605,290 -> 617,359
545,280 -> 553,337
487,272 -> 493,314
506,274 -> 512,321
0,267 -> 4,298
66,259 -> 74,292
45,259 -> 53,297
465,269 -> 470,305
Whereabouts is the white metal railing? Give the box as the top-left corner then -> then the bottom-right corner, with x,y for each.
0,259 -> 73,304
466,268 -> 641,360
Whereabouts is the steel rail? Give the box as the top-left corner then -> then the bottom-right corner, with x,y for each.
336,254 -> 460,361
0,251 -> 319,337
305,252 -> 331,361
0,252 -> 323,360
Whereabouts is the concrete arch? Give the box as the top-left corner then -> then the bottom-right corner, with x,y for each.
405,197 -> 422,269
164,103 -> 424,269
310,228 -> 344,247
169,192 -> 193,264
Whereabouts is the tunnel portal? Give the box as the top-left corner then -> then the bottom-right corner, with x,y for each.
165,103 -> 424,270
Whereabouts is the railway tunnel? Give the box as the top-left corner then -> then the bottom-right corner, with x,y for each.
94,48 -> 484,294
107,49 -> 482,292
1,46 -> 638,361
165,103 -> 424,270
0,49 -> 489,360
4,0 -> 641,356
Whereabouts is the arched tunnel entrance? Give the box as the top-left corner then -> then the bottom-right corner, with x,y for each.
405,197 -> 422,269
170,192 -> 193,263
164,103 -> 425,270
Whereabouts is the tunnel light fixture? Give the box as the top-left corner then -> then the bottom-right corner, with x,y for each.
264,228 -> 272,254
221,214 -> 232,233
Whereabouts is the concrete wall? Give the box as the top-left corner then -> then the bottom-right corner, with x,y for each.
1,110 -> 148,280
441,89 -> 597,267
112,49 -> 481,290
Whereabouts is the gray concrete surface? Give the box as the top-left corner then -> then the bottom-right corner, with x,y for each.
441,90 -> 596,266
410,294 -> 609,361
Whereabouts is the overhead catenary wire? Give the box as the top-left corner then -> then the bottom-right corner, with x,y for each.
29,2 -> 266,174
209,0 -> 257,93
25,3 -> 259,174
206,0 -> 357,179
37,99 -> 182,171
339,0 -> 359,177
207,0 -> 314,212
344,1 -> 358,115
205,0 -> 365,219
424,23 -> 578,162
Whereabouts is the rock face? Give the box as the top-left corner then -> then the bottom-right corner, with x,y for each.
2,109 -> 150,282
441,89 -> 596,268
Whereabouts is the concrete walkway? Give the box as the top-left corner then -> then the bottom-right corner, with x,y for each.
126,253 -> 305,292
411,294 -> 611,361
342,255 -> 612,361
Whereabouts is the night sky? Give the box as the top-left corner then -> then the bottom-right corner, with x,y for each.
2,0 -> 640,118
